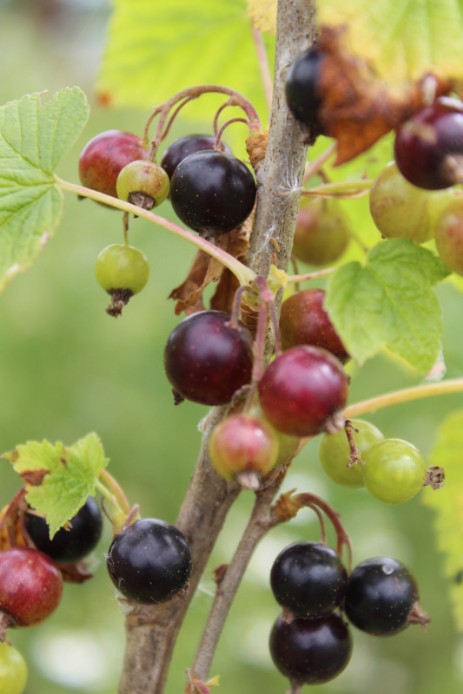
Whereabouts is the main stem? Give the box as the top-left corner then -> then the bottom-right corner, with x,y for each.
118,1 -> 317,692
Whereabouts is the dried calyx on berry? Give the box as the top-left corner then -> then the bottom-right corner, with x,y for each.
116,160 -> 170,210
95,244 -> 150,317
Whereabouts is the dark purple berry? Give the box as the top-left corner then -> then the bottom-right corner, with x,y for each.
25,497 -> 103,564
106,518 -> 192,604
160,134 -> 230,179
270,542 -> 348,618
344,556 -> 420,635
164,310 -> 253,406
394,97 -> 463,190
285,48 -> 326,136
170,151 -> 256,235
269,612 -> 352,685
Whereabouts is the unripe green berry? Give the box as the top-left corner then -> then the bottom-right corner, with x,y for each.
116,160 -> 170,210
95,244 -> 150,317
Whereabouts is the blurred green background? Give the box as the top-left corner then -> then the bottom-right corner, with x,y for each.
0,2 -> 462,693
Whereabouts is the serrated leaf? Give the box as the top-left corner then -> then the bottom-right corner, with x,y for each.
317,0 -> 463,85
325,239 -> 449,371
4,433 -> 108,538
0,87 -> 89,290
422,411 -> 463,631
97,0 -> 273,117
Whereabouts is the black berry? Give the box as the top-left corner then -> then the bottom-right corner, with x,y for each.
161,134 -> 230,179
285,48 -> 326,136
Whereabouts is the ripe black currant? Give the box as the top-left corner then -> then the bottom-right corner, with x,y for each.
170,150 -> 256,235
270,542 -> 348,619
344,556 -> 420,635
394,97 -> 463,190
269,612 -> 352,685
25,497 -> 103,564
160,134 -> 230,179
106,518 -> 192,604
285,47 -> 326,136
164,310 -> 253,406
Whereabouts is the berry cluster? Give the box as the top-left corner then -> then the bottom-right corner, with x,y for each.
268,540 -> 427,688
0,497 -> 103,693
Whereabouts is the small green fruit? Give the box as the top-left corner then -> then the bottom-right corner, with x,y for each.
116,160 -> 170,210
95,244 -> 150,317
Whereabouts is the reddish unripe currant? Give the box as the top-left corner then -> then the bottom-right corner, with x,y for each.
394,97 -> 463,190
258,346 -> 348,437
116,160 -> 170,210
292,197 -> 351,266
434,198 -> 463,275
209,414 -> 280,485
78,129 -> 148,198
0,547 -> 63,626
280,288 -> 349,362
164,311 -> 253,406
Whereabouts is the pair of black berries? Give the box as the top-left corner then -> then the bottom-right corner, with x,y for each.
268,542 -> 421,687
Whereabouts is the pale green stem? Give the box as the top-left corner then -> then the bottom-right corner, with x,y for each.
55,177 -> 256,287
302,179 -> 373,198
344,378 -> 463,419
286,267 -> 336,285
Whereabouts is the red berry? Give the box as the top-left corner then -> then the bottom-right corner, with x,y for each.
0,547 -> 63,626
78,130 -> 148,198
280,289 -> 349,362
209,414 -> 279,484
258,346 -> 348,437
292,198 -> 350,266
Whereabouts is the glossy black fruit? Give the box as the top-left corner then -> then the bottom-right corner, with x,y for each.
170,150 -> 256,234
285,48 -> 326,136
344,556 -> 419,635
25,497 -> 103,564
270,542 -> 348,618
106,518 -> 192,604
160,134 -> 230,179
164,310 -> 253,406
269,612 -> 352,685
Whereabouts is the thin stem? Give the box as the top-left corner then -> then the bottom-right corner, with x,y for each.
301,179 -> 372,199
344,378 -> 463,419
303,142 -> 337,183
251,24 -> 273,113
56,178 -> 256,287
286,267 -> 336,285
192,473 -> 286,680
215,117 -> 249,148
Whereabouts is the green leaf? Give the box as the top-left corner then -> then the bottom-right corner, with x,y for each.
0,87 -> 89,290
422,411 -> 463,631
325,239 -> 449,371
5,433 -> 108,538
98,0 -> 272,117
317,0 -> 463,84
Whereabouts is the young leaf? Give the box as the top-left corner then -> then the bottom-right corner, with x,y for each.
325,239 -> 449,372
3,433 -> 108,538
422,411 -> 463,631
0,87 -> 89,290
97,0 -> 272,116
317,0 -> 463,84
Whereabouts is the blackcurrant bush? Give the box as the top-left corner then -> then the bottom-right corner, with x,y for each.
209,414 -> 279,486
434,197 -> 463,275
0,547 -> 63,626
344,556 -> 420,635
164,310 -> 253,406
362,438 -> 426,504
170,150 -> 256,235
95,243 -> 150,316
369,162 -> 436,243
292,197 -> 351,266
106,518 -> 192,604
24,497 -> 103,564
269,612 -> 352,685
258,345 -> 348,437
160,134 -> 231,179
319,419 -> 384,488
280,288 -> 349,362
285,48 -> 326,136
78,129 -> 148,198
270,542 -> 348,618
394,97 -> 463,190
116,160 -> 170,210
0,642 -> 28,694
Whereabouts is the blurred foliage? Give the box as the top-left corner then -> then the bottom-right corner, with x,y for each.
0,3 -> 462,694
